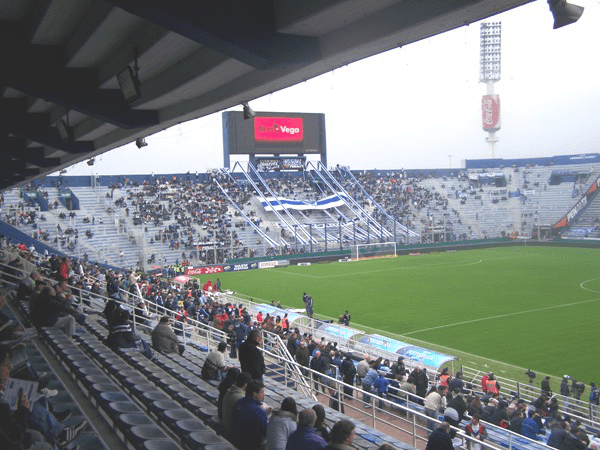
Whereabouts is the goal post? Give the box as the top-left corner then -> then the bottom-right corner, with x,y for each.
351,242 -> 397,261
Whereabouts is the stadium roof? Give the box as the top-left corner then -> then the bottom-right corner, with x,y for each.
0,0 -> 532,192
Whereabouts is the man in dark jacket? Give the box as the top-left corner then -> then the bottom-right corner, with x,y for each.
340,353 -> 356,398
310,350 -> 329,393
238,329 -> 265,381
426,422 -> 454,450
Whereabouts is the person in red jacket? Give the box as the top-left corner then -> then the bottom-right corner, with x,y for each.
481,373 -> 489,394
59,256 -> 71,281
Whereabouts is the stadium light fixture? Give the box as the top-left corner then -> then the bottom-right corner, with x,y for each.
548,0 -> 584,29
242,102 -> 255,120
479,22 -> 501,83
135,137 -> 148,149
86,158 -> 95,166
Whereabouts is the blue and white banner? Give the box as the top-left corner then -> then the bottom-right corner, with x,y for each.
358,334 -> 456,370
261,193 -> 351,212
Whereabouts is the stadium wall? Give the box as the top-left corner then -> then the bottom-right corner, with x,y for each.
225,238 -> 600,266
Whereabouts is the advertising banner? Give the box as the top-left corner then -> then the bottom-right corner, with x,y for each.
482,94 -> 501,131
553,176 -> 600,229
358,334 -> 456,370
185,266 -> 223,276
254,117 -> 304,142
222,262 -> 259,272
258,261 -> 277,269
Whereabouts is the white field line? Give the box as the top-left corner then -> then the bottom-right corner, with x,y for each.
403,296 -> 600,336
272,251 -> 540,280
273,259 -> 483,279
580,278 -> 600,294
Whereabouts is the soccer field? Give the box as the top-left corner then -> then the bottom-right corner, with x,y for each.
213,246 -> 600,384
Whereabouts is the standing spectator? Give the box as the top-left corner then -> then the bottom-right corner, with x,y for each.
481,373 -> 489,394
560,375 -> 571,410
285,408 -> 326,450
541,376 -> 552,396
266,397 -> 297,450
590,382 -> 599,416
361,363 -> 378,407
416,367 -> 429,400
356,355 -> 370,387
239,329 -> 265,381
449,371 -> 464,393
232,380 -> 270,450
309,350 -> 329,393
340,353 -> 356,398
151,315 -> 184,355
286,332 -> 298,358
295,340 -> 310,375
485,373 -> 500,395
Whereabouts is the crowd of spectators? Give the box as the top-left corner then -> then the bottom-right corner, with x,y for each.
2,236 -> 600,449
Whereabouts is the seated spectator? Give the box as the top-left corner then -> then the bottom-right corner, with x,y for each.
444,390 -> 467,438
201,341 -> 230,381
29,286 -> 76,339
0,344 -> 87,449
464,415 -> 488,449
324,419 -> 356,450
104,309 -> 154,359
312,404 -> 330,442
217,368 -> 240,420
232,380 -> 270,450
151,315 -> 184,355
521,410 -> 545,441
285,408 -> 326,450
266,397 -> 298,450
546,419 -> 568,448
222,372 -> 252,439
425,422 -> 453,450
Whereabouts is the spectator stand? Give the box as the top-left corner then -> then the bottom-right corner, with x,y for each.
0,245 -> 565,450
463,366 -> 600,431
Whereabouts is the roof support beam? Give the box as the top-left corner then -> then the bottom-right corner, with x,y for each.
106,0 -> 320,69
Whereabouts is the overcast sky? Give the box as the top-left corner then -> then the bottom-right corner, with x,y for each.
64,0 -> 600,176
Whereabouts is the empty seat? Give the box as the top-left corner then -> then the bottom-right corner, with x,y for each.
185,430 -> 228,450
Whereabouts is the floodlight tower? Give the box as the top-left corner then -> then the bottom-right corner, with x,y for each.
479,21 -> 502,158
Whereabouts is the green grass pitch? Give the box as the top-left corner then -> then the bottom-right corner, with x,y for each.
211,246 -> 600,385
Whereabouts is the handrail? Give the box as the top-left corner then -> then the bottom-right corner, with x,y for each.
257,343 -> 546,450
462,365 -> 599,426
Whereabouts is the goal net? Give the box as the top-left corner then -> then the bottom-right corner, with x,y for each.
351,242 -> 397,261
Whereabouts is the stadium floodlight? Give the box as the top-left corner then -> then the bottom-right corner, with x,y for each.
86,158 -> 95,166
242,102 -> 255,120
117,65 -> 142,103
135,137 -> 148,149
548,0 -> 584,29
479,22 -> 501,82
